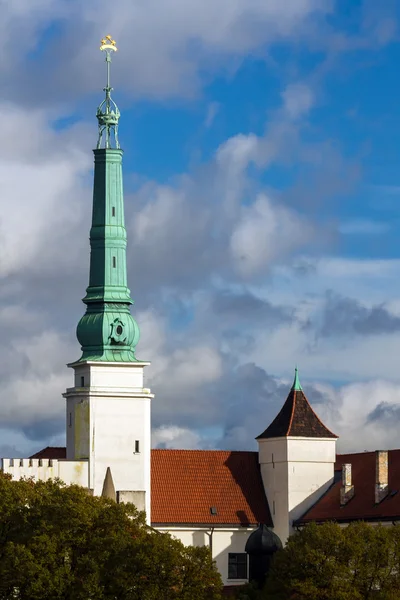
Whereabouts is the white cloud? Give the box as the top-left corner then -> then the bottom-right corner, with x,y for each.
205,102 -> 220,128
216,133 -> 262,171
138,309 -> 222,390
0,0 -> 334,102
0,329 -> 73,429
152,425 -> 201,449
230,194 -> 314,276
282,82 -> 315,120
316,380 -> 400,453
0,104 -> 91,278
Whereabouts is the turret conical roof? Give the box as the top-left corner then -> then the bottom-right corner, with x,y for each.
256,368 -> 337,440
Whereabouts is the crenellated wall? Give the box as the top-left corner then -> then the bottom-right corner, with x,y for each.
1,458 -> 89,488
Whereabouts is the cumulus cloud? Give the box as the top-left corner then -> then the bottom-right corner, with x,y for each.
282,83 -> 315,120
317,292 -> 400,338
0,104 -> 91,279
208,289 -> 293,327
152,425 -> 202,449
0,0 -> 333,103
230,194 -> 314,277
316,380 -> 400,453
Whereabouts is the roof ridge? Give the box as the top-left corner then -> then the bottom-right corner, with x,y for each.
285,389 -> 297,436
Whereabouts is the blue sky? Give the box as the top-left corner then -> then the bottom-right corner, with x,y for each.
1,0 -> 400,456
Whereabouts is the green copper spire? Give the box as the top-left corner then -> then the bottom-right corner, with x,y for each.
291,367 -> 303,391
76,36 -> 140,362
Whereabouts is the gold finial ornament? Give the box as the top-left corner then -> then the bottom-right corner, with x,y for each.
100,35 -> 117,52
96,34 -> 120,149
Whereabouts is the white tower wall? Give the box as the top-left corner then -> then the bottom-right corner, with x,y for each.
258,436 -> 336,543
63,360 -> 153,521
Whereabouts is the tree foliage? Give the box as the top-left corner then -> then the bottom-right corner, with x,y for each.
0,472 -> 222,600
262,521 -> 400,600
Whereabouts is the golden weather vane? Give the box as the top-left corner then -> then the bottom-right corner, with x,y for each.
100,35 -> 118,52
96,35 -> 120,149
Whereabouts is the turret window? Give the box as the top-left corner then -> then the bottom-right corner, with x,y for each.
134,440 -> 140,454
69,412 -> 72,427
112,256 -> 116,268
112,206 -> 115,217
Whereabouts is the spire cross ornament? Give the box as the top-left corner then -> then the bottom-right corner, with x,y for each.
97,35 -> 120,149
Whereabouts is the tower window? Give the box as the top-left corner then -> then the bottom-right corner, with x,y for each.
69,412 -> 72,427
135,440 -> 140,454
80,376 -> 84,387
112,206 -> 115,217
112,256 -> 116,268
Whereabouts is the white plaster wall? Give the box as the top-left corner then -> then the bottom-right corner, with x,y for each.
156,526 -> 256,586
2,458 -> 88,487
258,437 -> 336,544
258,438 -> 289,543
64,361 -> 153,522
89,394 -> 151,518
258,438 -> 288,464
71,361 -> 148,392
286,437 -> 336,463
66,396 -> 90,460
287,438 -> 336,530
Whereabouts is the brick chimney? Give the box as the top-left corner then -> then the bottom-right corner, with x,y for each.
375,450 -> 389,504
340,463 -> 354,506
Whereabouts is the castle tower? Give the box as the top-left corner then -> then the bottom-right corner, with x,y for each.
257,369 -> 337,543
63,37 -> 153,519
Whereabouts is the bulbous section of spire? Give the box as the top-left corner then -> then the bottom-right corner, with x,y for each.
77,303 -> 140,362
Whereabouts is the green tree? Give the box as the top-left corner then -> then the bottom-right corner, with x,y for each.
0,472 -> 222,600
262,521 -> 400,600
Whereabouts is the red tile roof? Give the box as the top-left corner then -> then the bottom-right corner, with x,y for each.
29,447 -> 272,526
151,449 -> 271,526
257,389 -> 337,439
297,450 -> 400,524
30,446 -> 66,459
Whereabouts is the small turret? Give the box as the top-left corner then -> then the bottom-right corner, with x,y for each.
257,368 -> 337,543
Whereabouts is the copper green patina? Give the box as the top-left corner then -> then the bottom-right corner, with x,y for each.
76,40 -> 140,362
291,367 -> 303,391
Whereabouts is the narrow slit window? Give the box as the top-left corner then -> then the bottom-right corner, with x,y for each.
112,256 -> 116,268
80,376 -> 84,387
112,206 -> 115,217
69,413 -> 72,427
135,440 -> 140,453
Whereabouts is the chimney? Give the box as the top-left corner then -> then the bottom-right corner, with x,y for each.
340,463 -> 354,506
375,450 -> 389,504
